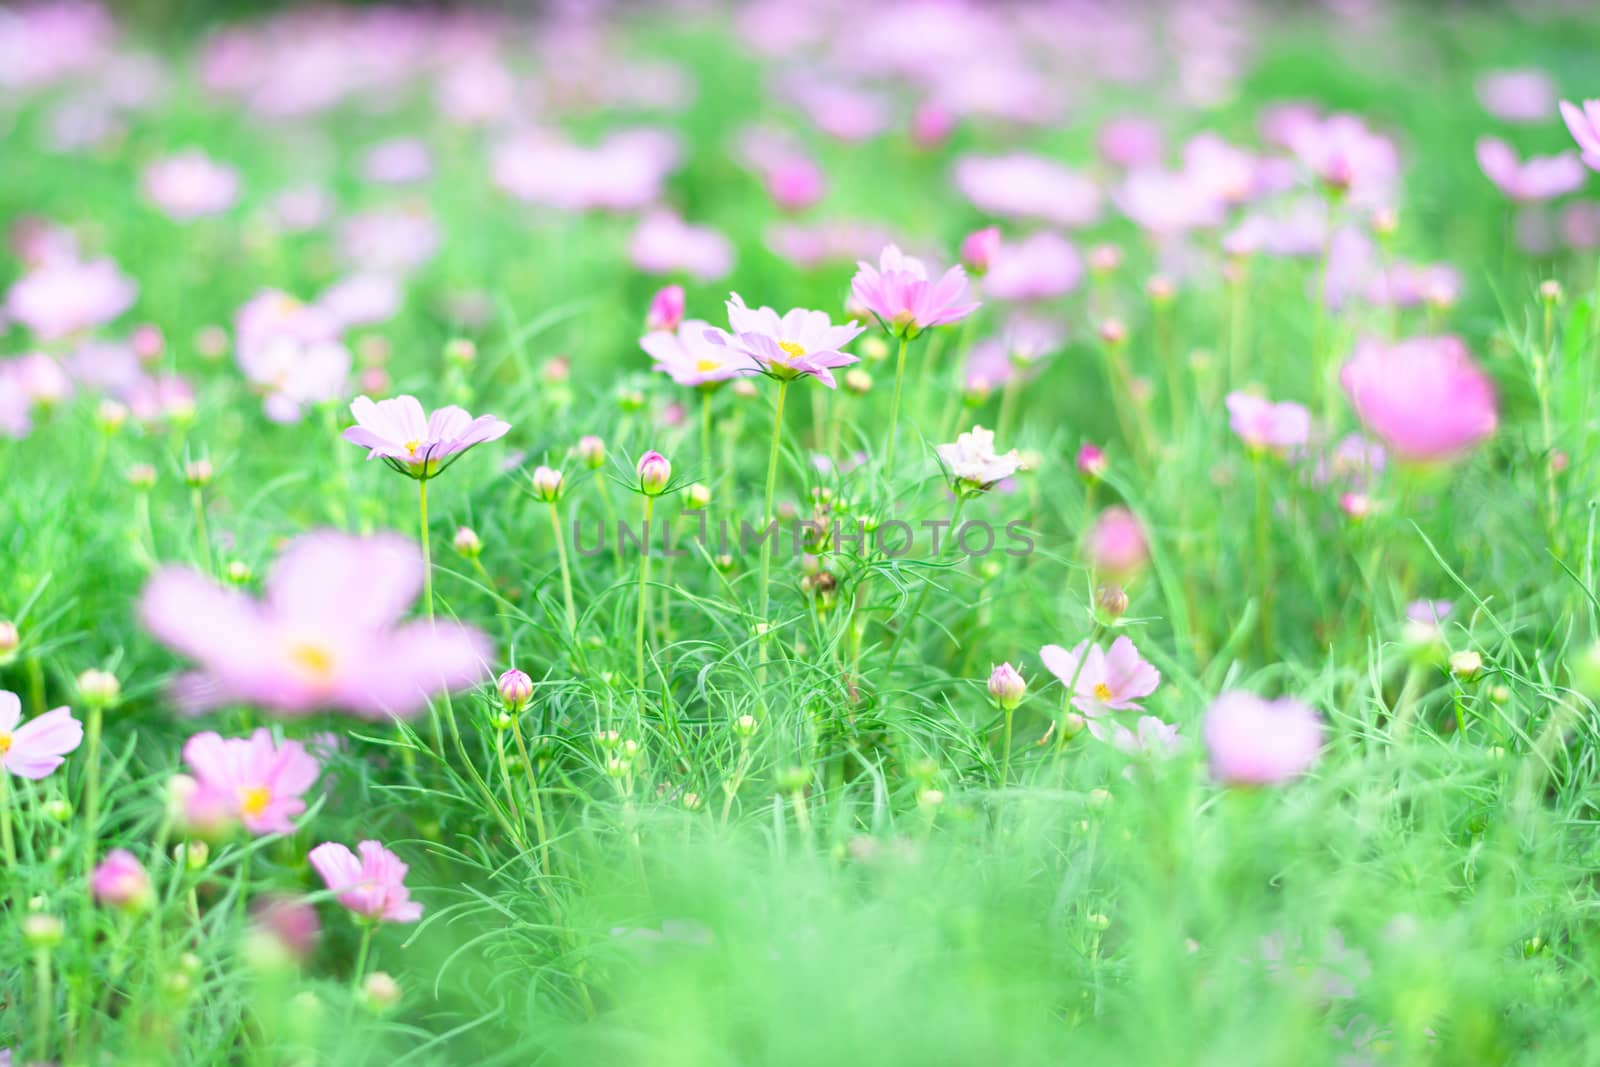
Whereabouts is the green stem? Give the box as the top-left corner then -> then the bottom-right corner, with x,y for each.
351,922 -> 375,992
35,945 -> 53,1058
884,336 -> 910,472
549,502 -> 577,636
418,478 -> 434,619
191,488 -> 214,576
0,769 -> 17,872
884,494 -> 968,674
510,712 -> 554,882
999,706 -> 1015,786
82,703 -> 103,881
758,380 -> 790,693
636,494 -> 655,696
1253,454 -> 1273,658
701,389 -> 715,491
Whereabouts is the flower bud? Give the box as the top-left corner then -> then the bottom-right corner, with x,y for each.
1539,279 -> 1563,304
444,338 -> 476,367
1061,712 -> 1086,739
1371,207 -> 1399,238
95,398 -> 129,433
91,849 -> 153,911
1097,319 -> 1127,346
685,483 -> 711,510
618,388 -> 646,413
1076,443 -> 1106,482
43,798 -> 71,822
0,620 -> 18,663
363,971 -> 403,1012
733,714 -> 758,739
497,668 -> 533,711
77,668 -> 120,708
127,463 -> 158,490
1089,244 -> 1122,274
574,435 -> 606,470
987,663 -> 1026,710
1449,650 -> 1483,681
960,227 -> 1001,275
452,526 -> 482,559
194,325 -> 229,359
1095,584 -> 1129,621
637,450 -> 671,495
225,560 -> 252,585
1339,492 -> 1371,521
184,458 -> 213,488
1145,275 -> 1175,304
21,913 -> 64,950
779,765 -> 812,792
844,369 -> 872,395
646,285 -> 686,332
1086,508 -> 1148,578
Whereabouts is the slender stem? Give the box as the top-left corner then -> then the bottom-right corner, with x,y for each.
999,706 -> 1015,786
418,478 -> 434,619
884,494 -> 967,675
1533,304 -> 1560,553
884,336 -> 910,472
758,380 -> 790,692
701,389 -> 715,492
191,488 -> 214,576
996,375 -> 1023,446
1053,622 -> 1104,759
351,923 -> 375,992
1253,454 -> 1273,657
82,703 -> 103,880
0,769 -> 17,872
636,494 -> 654,696
509,712 -> 554,882
1311,195 -> 1338,425
35,944 -> 53,1058
549,502 -> 577,635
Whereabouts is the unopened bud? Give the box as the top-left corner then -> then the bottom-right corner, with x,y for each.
685,483 -> 711,510
733,714 -> 758,738
637,450 -> 671,495
444,338 -> 476,366
127,463 -> 157,490
531,465 -> 564,503
184,458 -> 213,488
77,668 -> 120,708
1449,650 -> 1482,681
225,560 -> 252,585
574,435 -> 605,469
362,971 -> 403,1012
497,668 -> 533,711
987,663 -> 1026,710
844,369 -> 872,395
21,913 -> 64,949
1095,584 -> 1129,621
452,526 -> 482,559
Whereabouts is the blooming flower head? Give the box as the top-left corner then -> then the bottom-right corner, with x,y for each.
629,212 -> 735,282
1040,636 -> 1160,717
980,232 -> 1083,303
1476,70 -> 1556,123
1226,391 -> 1312,454
1475,138 -> 1585,202
181,729 -> 321,835
850,244 -> 979,339
1203,691 -> 1323,785
1340,336 -> 1497,462
705,294 -> 864,388
309,840 -> 423,923
0,691 -> 82,779
139,530 -> 491,719
1085,506 -> 1149,577
1559,99 -> 1600,172
952,154 -> 1102,227
91,849 -> 153,910
1090,715 -> 1182,760
641,319 -> 758,389
936,425 -> 1022,492
1286,113 -> 1399,204
343,395 -> 510,478
5,256 -> 137,341
142,150 -> 241,221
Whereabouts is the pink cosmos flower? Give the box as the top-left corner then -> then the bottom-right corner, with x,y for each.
1286,113 -> 1400,204
491,129 -> 678,212
91,849 -> 153,909
936,425 -> 1022,491
309,840 -> 423,923
5,257 -> 137,341
1115,169 -> 1228,237
1475,138 -> 1585,202
952,154 -> 1102,227
0,690 -> 83,779
1559,99 -> 1600,172
960,227 -> 1001,274
181,729 -> 321,835
629,212 -> 734,282
338,206 -> 439,276
141,150 -> 241,221
317,274 -> 402,331
1226,392 -> 1311,453
642,320 -> 757,389
983,232 -> 1083,302
139,530 -> 491,719
234,289 -> 351,422
343,395 -> 510,478
1476,70 -> 1556,123
360,138 -> 433,185
1090,715 -> 1182,760
764,156 -> 826,212
1203,691 -> 1323,785
850,244 -> 979,339
1340,336 -> 1497,462
704,294 -> 864,388
766,220 -> 897,269
1085,507 -> 1149,576
1040,636 -> 1160,716
1098,116 -> 1165,170
646,286 -> 685,332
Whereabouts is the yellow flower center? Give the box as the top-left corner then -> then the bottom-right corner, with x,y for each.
1092,682 -> 1113,702
777,340 -> 807,359
239,785 -> 272,817
403,440 -> 422,456
288,641 -> 336,682
0,732 -> 11,755
694,359 -> 722,372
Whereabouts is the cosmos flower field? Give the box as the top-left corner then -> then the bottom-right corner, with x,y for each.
4,0 -> 1600,1062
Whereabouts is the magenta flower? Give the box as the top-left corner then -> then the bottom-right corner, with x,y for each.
1226,392 -> 1312,453
641,319 -> 758,389
139,531 -> 491,719
646,286 -> 685,332
4,256 -> 136,341
704,294 -> 864,388
1340,336 -> 1497,462
181,729 -> 321,835
91,849 -> 153,910
309,840 -> 423,923
1203,691 -> 1323,785
0,691 -> 81,779
1039,636 -> 1160,717
142,150 -> 241,221
1475,138 -> 1585,202
343,395 -> 510,478
960,227 -> 1001,274
1559,99 -> 1600,172
850,244 -> 979,339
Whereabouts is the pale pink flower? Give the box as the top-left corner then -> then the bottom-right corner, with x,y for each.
343,395 -> 510,477
704,294 -> 864,388
1340,336 -> 1497,462
491,129 -> 678,212
1098,116 -> 1165,170
983,232 -> 1083,302
309,840 -> 423,923
139,530 -> 491,719
141,150 -> 241,220
1476,70 -> 1556,123
1085,507 -> 1149,576
952,154 -> 1101,227
338,206 -> 439,276
629,212 -> 734,282
0,690 -> 82,779
1203,692 -> 1323,785
1040,636 -> 1160,716
181,729 -> 321,835
642,320 -> 757,389
1559,99 -> 1600,172
5,257 -> 137,341
850,244 -> 979,339
91,849 -> 153,909
1286,113 -> 1400,204
1226,392 -> 1311,453
360,138 -> 433,185
1090,715 -> 1182,760
936,425 -> 1022,491
1475,138 -> 1585,202
1114,169 -> 1227,237
317,274 -> 402,331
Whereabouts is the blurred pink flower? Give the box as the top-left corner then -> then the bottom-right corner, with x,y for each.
1561,201 -> 1600,248
937,425 -> 1022,490
764,156 -> 826,212
1476,70 -> 1556,123
318,274 -> 402,330
1097,116 -> 1165,170
491,128 -> 678,212
309,840 -> 422,923
910,100 -> 956,149
1475,138 -> 1585,202
1559,99 -> 1600,171
338,206 -> 439,275
360,138 -> 433,185
139,530 -> 491,719
182,729 -> 321,835
251,895 -> 322,961
960,227 -> 1001,274
642,320 -> 757,389
1091,715 -> 1182,760
234,290 -> 350,423
344,395 -> 510,477
850,245 -> 978,338
983,232 -> 1082,302
1340,336 -> 1497,462
766,220 -> 895,269
1286,113 -> 1399,204
5,256 -> 137,341
91,849 -> 152,910
1085,506 -> 1149,576
646,286 -> 685,332
1115,169 -> 1226,237
1226,391 -> 1311,453
0,690 -> 82,779
1203,691 -> 1323,785
1182,132 -> 1267,206
704,294 -> 863,389
952,154 -> 1101,227
142,150 -> 241,221
629,212 -> 734,282
1040,636 -> 1160,716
